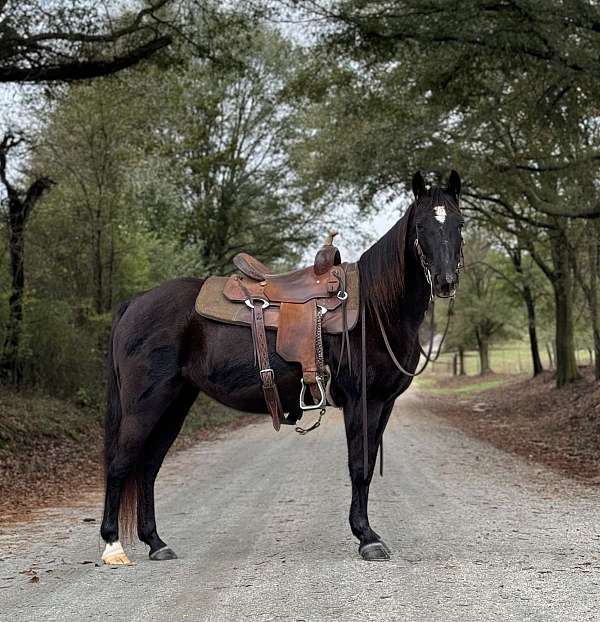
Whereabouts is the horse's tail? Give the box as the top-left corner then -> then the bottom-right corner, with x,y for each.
104,299 -> 139,542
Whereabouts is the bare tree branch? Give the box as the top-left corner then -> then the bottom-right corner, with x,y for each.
0,1 -> 176,83
0,35 -> 172,82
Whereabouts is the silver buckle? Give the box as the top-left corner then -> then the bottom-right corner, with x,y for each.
299,377 -> 326,411
337,291 -> 348,301
260,368 -> 274,382
245,298 -> 269,309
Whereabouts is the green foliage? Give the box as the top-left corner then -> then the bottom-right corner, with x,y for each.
446,233 -> 518,354
2,1 -> 599,398
281,1 -> 600,384
0,7 -> 343,398
415,375 -> 511,397
19,297 -> 108,401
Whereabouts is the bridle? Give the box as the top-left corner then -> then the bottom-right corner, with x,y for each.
414,237 -> 435,302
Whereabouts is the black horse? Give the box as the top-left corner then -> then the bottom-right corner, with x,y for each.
100,170 -> 464,564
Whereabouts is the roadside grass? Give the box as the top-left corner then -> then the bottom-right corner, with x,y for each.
182,394 -> 257,434
0,386 -> 252,455
428,341 -> 593,376
413,374 -> 515,397
0,389 -> 101,451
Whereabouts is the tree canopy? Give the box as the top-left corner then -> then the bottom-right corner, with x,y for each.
0,0 -> 599,394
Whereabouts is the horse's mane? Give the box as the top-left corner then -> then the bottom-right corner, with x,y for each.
358,203 -> 416,316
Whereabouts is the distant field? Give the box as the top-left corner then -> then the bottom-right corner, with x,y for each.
427,341 -> 594,376
413,375 -> 512,396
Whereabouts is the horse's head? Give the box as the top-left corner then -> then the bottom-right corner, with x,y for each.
411,170 -> 464,299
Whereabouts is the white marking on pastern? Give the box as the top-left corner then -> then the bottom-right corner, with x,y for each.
101,540 -> 133,565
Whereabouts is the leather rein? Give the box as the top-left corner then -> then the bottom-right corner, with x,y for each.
359,236 -> 460,481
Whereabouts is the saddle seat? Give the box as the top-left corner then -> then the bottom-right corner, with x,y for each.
230,233 -> 342,304
195,232 -> 358,431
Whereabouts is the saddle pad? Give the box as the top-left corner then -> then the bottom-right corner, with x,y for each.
194,276 -> 277,329
194,264 -> 360,334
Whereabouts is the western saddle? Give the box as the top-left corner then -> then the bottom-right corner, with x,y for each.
195,232 -> 359,430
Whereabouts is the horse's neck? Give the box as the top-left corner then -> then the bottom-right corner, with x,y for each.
370,250 -> 430,345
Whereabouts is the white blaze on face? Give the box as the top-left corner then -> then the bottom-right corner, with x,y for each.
434,205 -> 446,224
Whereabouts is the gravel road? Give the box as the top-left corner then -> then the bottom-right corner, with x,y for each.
1,391 -> 600,621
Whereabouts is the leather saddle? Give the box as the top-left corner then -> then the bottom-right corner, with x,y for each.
195,232 -> 359,430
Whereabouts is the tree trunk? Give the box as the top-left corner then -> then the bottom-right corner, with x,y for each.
93,203 -> 104,314
0,212 -> 26,383
545,342 -> 554,369
589,225 -> 600,380
475,331 -> 491,375
457,345 -> 466,375
551,230 -> 579,387
554,285 -> 578,386
0,139 -> 54,385
510,248 -> 543,377
595,329 -> 600,381
523,285 -> 543,376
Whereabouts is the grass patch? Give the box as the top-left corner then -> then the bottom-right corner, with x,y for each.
428,341 -> 593,376
0,386 -> 254,455
414,375 -> 513,396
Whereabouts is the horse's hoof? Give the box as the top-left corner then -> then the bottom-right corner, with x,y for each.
102,541 -> 134,566
102,552 -> 133,566
379,540 -> 392,556
149,546 -> 178,561
359,541 -> 390,562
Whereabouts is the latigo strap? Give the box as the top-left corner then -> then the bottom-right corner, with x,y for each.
249,298 -> 283,431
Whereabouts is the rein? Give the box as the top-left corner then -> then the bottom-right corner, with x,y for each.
358,237 -> 458,481
374,297 -> 454,377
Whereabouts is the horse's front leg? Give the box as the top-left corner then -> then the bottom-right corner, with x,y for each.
344,398 -> 394,561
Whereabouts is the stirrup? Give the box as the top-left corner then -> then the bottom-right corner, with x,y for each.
299,377 -> 326,411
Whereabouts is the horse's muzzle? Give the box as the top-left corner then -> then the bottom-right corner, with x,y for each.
433,272 -> 458,298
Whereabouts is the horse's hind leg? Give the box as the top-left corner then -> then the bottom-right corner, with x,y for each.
100,381 -> 181,565
137,384 -> 199,560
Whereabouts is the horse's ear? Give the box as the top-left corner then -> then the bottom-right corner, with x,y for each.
447,170 -> 461,199
412,171 -> 426,200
